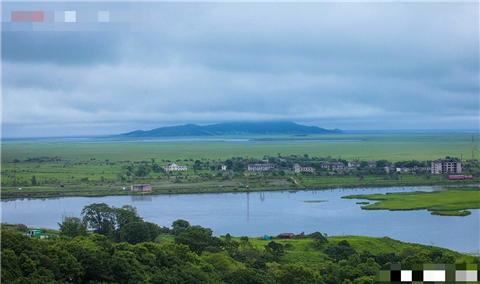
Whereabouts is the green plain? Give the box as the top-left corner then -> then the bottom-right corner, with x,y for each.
2,132 -> 478,162
1,132 -> 479,199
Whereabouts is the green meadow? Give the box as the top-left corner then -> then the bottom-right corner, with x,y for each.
2,132 -> 477,162
343,187 -> 480,216
1,132 -> 479,199
226,235 -> 474,268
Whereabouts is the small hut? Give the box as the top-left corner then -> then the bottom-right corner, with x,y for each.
131,184 -> 152,192
280,233 -> 294,239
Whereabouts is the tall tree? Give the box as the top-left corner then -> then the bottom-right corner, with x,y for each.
172,219 -> 190,235
276,264 -> 322,284
265,241 -> 284,262
81,203 -> 116,237
119,222 -> 151,245
58,216 -> 87,239
115,205 -> 142,229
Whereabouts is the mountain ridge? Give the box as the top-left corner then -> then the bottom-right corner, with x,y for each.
117,121 -> 342,137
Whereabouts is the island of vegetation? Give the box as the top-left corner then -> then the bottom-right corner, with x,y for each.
343,187 -> 480,216
2,203 -> 478,284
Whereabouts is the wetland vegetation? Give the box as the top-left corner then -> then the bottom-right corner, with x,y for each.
343,187 -> 480,216
2,132 -> 479,199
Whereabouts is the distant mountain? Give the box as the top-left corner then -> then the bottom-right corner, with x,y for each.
117,121 -> 342,137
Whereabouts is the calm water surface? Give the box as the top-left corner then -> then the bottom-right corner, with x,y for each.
2,186 -> 479,253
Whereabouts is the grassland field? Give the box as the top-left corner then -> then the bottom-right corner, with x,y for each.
244,235 -> 476,267
2,132 -> 478,162
1,132 -> 479,199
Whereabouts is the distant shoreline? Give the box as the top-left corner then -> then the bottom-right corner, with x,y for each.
2,181 -> 479,201
2,128 -> 479,140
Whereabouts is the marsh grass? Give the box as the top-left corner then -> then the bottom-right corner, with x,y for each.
343,187 -> 480,216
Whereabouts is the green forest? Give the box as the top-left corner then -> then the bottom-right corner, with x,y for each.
2,203 -> 477,284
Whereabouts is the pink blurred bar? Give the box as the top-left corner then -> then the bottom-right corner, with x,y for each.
32,11 -> 44,22
11,11 -> 44,22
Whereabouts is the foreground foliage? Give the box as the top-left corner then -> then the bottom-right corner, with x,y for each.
2,217 -> 477,284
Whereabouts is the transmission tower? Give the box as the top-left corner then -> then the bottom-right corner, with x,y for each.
14,160 -> 17,185
472,135 -> 475,161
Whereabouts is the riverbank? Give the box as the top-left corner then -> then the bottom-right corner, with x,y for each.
2,179 -> 478,200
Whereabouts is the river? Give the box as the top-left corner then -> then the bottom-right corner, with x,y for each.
1,186 -> 479,253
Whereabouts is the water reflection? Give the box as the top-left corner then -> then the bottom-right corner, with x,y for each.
131,195 -> 152,202
247,192 -> 250,221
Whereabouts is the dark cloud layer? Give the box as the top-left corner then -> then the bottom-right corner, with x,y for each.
1,2 -> 478,138
2,32 -> 122,66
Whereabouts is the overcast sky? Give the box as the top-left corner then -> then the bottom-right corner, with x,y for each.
2,1 -> 479,138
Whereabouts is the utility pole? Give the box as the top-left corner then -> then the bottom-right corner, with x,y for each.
472,135 -> 475,161
246,156 -> 249,188
14,160 -> 17,186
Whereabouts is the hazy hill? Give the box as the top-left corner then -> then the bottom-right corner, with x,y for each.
118,121 -> 342,137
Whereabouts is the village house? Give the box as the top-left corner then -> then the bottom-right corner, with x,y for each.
280,233 -> 295,239
396,167 -> 410,173
367,161 -> 377,168
331,162 -> 345,170
248,164 -> 276,171
431,159 -> 461,174
384,166 -> 396,173
131,184 -> 152,192
294,164 -> 315,173
348,161 -> 361,167
221,164 -> 227,171
321,162 -> 330,169
413,166 -> 431,172
162,163 -> 187,171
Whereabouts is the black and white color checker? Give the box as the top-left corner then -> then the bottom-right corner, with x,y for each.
376,264 -> 479,283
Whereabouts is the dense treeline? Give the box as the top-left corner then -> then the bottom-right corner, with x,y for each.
2,204 -> 477,284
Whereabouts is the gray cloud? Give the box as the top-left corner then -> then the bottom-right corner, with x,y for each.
2,2 -> 478,138
2,32 -> 122,66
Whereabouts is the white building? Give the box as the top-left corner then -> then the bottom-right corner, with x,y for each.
294,164 -> 315,173
431,159 -> 461,174
248,164 -> 276,171
321,162 -> 330,169
367,161 -> 377,168
332,162 -> 345,170
162,163 -> 187,171
348,161 -> 361,167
